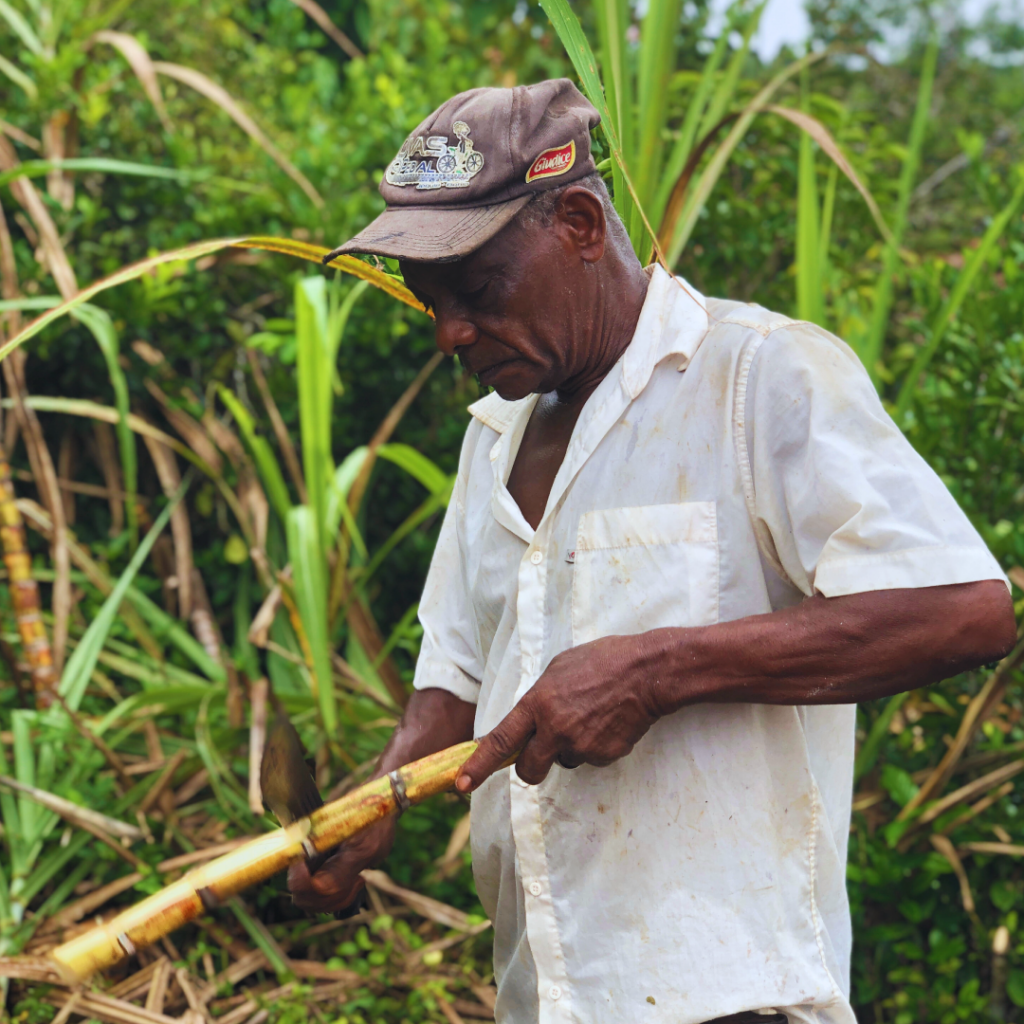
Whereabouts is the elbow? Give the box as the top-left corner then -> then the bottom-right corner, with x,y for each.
968,578 -> 1017,665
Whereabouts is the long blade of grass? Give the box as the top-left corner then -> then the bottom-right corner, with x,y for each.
0,158 -> 190,191
591,0 -> 629,213
59,476 -> 189,712
152,62 -> 323,208
767,105 -> 892,246
89,30 -> 172,133
217,387 -> 292,523
0,730 -> 23,878
246,349 -> 306,503
354,485 -> 452,597
140,430 -> 193,618
0,236 -> 426,363
652,28 -> 733,225
857,33 -> 938,377
296,277 -> 335,550
633,0 -> 685,252
0,53 -> 36,100
67,303 -> 138,547
286,0 -> 362,59
696,0 -> 765,141
124,584 -> 224,681
0,394 -> 252,546
854,691 -> 909,783
377,443 -> 450,495
0,0 -> 43,56
893,172 -> 1024,421
662,49 -> 827,265
11,710 -> 39,851
287,505 -> 335,732
795,70 -> 822,327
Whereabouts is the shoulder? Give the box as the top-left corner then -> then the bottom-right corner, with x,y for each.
695,299 -> 870,389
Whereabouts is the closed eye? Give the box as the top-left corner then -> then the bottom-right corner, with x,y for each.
461,279 -> 492,306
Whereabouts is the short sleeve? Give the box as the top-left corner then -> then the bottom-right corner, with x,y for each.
412,428 -> 485,704
745,323 -> 1007,599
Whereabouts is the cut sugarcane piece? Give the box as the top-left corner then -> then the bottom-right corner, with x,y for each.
50,740 -> 479,981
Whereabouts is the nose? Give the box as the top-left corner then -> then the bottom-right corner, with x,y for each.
434,308 -> 478,357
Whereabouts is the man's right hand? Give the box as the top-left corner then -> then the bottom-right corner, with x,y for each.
286,687 -> 477,915
288,814 -> 396,915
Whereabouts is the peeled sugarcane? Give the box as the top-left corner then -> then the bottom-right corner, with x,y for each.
50,740 -> 479,982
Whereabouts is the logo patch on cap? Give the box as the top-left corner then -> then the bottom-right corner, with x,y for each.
385,120 -> 485,190
525,140 -> 576,184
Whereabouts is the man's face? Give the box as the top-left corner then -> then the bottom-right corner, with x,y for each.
400,199 -> 600,401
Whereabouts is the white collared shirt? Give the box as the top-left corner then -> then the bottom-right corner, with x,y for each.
412,266 -> 1005,1024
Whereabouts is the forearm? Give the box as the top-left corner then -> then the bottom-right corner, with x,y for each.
374,687 -> 477,776
640,579 -> 1016,714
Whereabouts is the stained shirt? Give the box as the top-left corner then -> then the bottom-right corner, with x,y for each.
411,265 -> 1006,1024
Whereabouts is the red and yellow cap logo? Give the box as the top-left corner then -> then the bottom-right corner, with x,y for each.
525,140 -> 576,184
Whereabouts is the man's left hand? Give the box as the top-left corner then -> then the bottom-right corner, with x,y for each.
456,633 -> 660,791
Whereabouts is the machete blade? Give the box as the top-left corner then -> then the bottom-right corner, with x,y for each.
260,710 -> 324,827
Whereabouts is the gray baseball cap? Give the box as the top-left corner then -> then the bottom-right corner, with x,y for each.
324,78 -> 601,264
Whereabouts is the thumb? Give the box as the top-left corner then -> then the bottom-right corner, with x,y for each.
457,699 -> 535,793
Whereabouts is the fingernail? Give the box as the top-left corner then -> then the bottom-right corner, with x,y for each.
456,773 -> 472,792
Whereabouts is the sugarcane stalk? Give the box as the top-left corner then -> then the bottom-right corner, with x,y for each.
49,739 -> 479,981
0,455 -> 58,704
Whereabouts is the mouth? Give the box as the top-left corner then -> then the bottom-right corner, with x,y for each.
473,358 -> 518,386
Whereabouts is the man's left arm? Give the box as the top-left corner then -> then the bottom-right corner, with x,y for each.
457,324 -> 1018,791
457,579 -> 1015,788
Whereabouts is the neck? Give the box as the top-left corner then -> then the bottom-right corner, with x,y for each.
555,256 -> 651,406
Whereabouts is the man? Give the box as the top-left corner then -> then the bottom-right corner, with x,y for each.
290,79 -> 1015,1024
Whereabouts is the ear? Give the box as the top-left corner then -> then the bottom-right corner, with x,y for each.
553,186 -> 607,264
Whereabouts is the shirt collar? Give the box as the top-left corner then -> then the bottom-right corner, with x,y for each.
620,264 -> 709,399
467,265 -> 709,432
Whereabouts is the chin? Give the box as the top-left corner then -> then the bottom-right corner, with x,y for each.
481,367 -> 540,402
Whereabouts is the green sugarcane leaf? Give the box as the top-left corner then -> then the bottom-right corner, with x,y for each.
0,52 -> 36,99
664,49 -> 826,265
0,158 -> 190,192
854,691 -> 909,783
652,29 -> 733,224
218,386 -> 292,522
123,583 -> 225,682
287,505 -> 336,732
11,711 -> 39,849
67,303 -> 139,547
296,277 -> 335,549
59,476 -> 189,712
377,443 -> 451,495
0,0 -> 43,56
0,236 -> 427,365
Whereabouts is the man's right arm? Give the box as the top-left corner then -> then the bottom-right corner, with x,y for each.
288,687 -> 476,914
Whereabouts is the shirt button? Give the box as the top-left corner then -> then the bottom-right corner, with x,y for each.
530,550 -> 543,565
549,986 -> 562,1001
528,880 -> 542,896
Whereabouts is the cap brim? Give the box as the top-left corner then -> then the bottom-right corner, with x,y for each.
325,195 -> 532,264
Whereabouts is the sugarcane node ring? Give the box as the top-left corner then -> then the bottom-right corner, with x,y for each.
49,739 -> 482,982
387,769 -> 412,812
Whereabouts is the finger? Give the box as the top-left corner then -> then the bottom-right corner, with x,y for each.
515,733 -> 559,785
288,847 -> 359,912
457,700 -> 536,793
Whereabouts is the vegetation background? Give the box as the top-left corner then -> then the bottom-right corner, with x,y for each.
2,0 -> 1024,1022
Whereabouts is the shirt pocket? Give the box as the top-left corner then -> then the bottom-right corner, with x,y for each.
571,502 -> 719,646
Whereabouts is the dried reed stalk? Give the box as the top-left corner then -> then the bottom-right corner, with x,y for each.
50,740 -> 479,980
